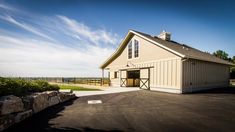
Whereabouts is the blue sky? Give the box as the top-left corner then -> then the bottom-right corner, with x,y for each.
0,0 -> 234,77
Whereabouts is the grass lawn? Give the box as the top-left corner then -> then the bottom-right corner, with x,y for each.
59,85 -> 101,91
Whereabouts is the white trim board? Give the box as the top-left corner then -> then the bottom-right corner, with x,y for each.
130,30 -> 185,58
150,87 -> 182,94
106,57 -> 181,69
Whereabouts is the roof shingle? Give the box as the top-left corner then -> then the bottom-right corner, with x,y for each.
134,30 -> 233,65
100,30 -> 233,69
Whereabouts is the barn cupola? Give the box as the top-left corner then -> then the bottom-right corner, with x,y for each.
157,30 -> 171,41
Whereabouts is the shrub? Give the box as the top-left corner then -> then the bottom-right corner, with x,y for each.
0,77 -> 59,97
32,80 -> 59,92
231,67 -> 235,79
48,84 -> 60,91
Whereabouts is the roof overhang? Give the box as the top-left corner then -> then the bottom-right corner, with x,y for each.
131,30 -> 185,58
99,30 -> 185,69
100,30 -> 234,69
99,31 -> 134,69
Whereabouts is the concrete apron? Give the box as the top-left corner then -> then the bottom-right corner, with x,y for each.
61,87 -> 141,97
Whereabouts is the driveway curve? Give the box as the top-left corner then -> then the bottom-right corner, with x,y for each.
5,89 -> 235,132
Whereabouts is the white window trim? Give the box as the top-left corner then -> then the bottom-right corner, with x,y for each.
127,38 -> 140,60
133,39 -> 140,59
127,40 -> 133,60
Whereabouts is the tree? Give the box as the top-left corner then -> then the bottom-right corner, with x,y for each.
231,56 -> 235,79
213,50 -> 229,60
213,50 -> 235,79
231,66 -> 235,79
227,56 -> 235,63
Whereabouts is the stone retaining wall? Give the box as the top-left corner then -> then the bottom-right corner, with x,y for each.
0,91 -> 76,131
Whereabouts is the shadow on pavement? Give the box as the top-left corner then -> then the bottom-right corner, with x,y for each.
191,87 -> 235,94
49,127 -> 123,132
4,97 -> 123,132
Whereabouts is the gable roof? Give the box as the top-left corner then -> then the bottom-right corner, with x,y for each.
100,30 -> 233,69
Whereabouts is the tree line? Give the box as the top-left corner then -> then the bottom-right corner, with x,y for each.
213,50 -> 235,63
213,50 -> 235,79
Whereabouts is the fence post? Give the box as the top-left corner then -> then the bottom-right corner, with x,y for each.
101,69 -> 104,86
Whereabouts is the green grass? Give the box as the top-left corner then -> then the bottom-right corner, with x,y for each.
0,78 -> 59,96
59,85 -> 101,91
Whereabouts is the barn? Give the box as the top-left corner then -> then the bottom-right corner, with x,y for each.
100,30 -> 233,93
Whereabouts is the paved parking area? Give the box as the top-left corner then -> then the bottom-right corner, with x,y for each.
72,87 -> 141,97
5,88 -> 235,132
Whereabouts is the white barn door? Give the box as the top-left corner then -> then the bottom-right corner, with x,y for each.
140,68 -> 150,89
120,70 -> 127,87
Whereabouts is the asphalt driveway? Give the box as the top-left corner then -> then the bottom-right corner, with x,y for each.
5,88 -> 235,132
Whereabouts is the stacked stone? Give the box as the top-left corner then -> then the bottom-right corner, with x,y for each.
0,91 -> 76,131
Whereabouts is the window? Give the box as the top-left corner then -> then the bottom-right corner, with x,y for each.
128,41 -> 132,59
134,40 -> 139,58
114,71 -> 118,78
127,70 -> 140,79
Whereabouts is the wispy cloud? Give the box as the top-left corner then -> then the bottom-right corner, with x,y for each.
0,3 -> 119,77
0,3 -> 15,11
0,34 -> 114,77
0,15 -> 55,41
58,15 -> 119,46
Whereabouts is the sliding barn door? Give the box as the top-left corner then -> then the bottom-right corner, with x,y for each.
140,68 -> 150,89
120,70 -> 127,87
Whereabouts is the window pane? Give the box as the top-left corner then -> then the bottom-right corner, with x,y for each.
134,40 -> 139,58
127,70 -> 140,78
128,41 -> 132,59
114,71 -> 118,78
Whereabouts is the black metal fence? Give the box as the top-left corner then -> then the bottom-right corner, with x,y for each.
18,77 -> 110,86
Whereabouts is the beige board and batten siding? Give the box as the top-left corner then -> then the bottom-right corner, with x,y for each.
106,35 -> 178,67
150,58 -> 182,93
106,35 -> 182,91
109,70 -> 120,87
101,30 -> 233,93
182,59 -> 230,93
